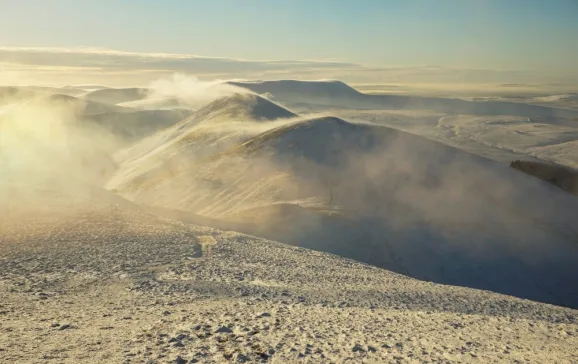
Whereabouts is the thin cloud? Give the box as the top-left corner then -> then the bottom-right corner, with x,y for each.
1,47 -> 576,90
0,46 -> 361,73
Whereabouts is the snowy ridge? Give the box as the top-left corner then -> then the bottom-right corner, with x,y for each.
107,93 -> 298,191
112,114 -> 578,308
192,93 -> 297,123
230,79 -> 578,119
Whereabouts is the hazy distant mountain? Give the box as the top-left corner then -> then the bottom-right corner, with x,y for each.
229,79 -> 578,119
82,87 -> 149,105
63,84 -> 110,91
45,93 -> 130,114
89,109 -> 192,141
0,93 -> 190,144
118,96 -> 193,110
0,86 -> 86,104
228,79 -> 361,101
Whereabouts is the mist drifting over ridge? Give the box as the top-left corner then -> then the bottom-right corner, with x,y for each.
3,1 -> 578,361
2,72 -> 578,363
3,76 -> 578,294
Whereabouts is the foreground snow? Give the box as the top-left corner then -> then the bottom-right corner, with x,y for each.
1,191 -> 577,363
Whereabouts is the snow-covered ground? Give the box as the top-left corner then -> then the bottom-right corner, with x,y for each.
335,110 -> 578,168
2,80 -> 578,363
1,187 -> 577,363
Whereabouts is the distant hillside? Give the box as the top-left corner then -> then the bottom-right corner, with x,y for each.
64,84 -> 110,91
0,86 -> 88,103
45,94 -> 191,143
107,93 -> 297,191
227,79 -> 361,99
510,160 -> 578,195
0,93 -> 189,146
82,87 -> 149,105
115,93 -> 297,164
223,116 -> 377,167
229,79 -> 578,119
118,96 -> 193,110
45,94 -> 130,115
0,87 -> 44,103
86,109 -> 192,142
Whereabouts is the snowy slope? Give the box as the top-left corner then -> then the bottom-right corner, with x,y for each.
107,93 -> 298,191
191,93 -> 296,124
338,109 -> 578,169
85,108 -> 192,142
115,116 -> 578,308
1,182 -> 577,362
434,115 -> 578,168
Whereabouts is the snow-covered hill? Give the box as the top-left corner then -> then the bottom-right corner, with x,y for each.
335,108 -> 578,170
112,115 -> 578,308
107,93 -> 298,191
192,93 -> 297,124
227,80 -> 362,102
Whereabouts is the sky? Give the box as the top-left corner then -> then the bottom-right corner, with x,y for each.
0,0 -> 577,86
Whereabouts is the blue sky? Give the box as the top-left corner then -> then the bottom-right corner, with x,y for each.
1,0 -> 577,87
0,0 -> 577,71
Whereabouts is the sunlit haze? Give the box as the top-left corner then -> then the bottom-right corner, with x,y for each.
2,2 -> 578,363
